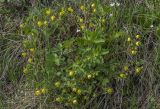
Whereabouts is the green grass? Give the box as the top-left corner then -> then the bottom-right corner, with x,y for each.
0,0 -> 160,109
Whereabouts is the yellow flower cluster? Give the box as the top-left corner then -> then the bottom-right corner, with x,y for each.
127,35 -> 142,55
59,8 -> 65,16
124,34 -> 144,76
36,8 -> 57,28
72,87 -> 81,95
80,5 -> 85,11
78,16 -> 85,30
106,87 -> 113,94
119,65 -> 129,79
21,47 -> 35,74
68,7 -> 74,13
35,88 -> 47,96
91,3 -> 96,13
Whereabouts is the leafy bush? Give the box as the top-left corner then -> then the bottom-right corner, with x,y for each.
1,0 -> 160,108
19,1 -> 145,107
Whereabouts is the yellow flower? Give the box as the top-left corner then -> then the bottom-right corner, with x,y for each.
21,52 -> 27,58
55,97 -> 62,102
29,48 -> 35,53
35,90 -> 41,96
44,21 -> 48,25
119,73 -> 126,79
55,81 -> 60,87
136,41 -> 141,46
80,24 -> 85,30
41,88 -> 47,94
135,67 -> 143,74
131,50 -> 137,55
59,8 -> 65,16
124,66 -> 129,71
136,35 -> 141,39
87,74 -> 92,79
46,8 -> 52,15
106,87 -> 113,94
23,68 -> 28,74
37,21 -> 43,27
127,37 -> 131,42
68,7 -> 74,13
59,12 -> 64,16
72,87 -> 77,92
72,99 -> 77,104
79,18 -> 83,23
93,9 -> 96,13
28,58 -> 33,63
91,3 -> 95,8
69,71 -> 74,76
77,89 -> 81,95
101,19 -> 105,23
80,5 -> 85,11
50,15 -> 55,21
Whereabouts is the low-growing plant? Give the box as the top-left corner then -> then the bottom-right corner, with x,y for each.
18,1 -> 149,108
1,0 -> 160,108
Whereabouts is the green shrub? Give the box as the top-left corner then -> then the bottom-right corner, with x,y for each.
1,0 -> 160,108
18,1 -> 148,108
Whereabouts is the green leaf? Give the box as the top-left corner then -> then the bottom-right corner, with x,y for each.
102,78 -> 109,86
63,38 -> 74,48
114,31 -> 125,39
35,80 -> 46,88
94,39 -> 105,44
101,49 -> 109,55
31,29 -> 39,35
54,54 -> 60,66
